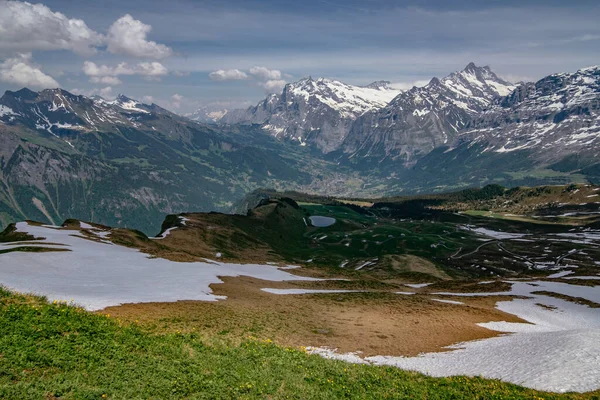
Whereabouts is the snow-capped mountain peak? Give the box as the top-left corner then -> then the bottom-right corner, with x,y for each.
461,64 -> 600,158
284,76 -> 401,119
0,88 -> 181,145
341,63 -> 516,165
188,105 -> 230,124
443,62 -> 515,99
221,76 -> 402,152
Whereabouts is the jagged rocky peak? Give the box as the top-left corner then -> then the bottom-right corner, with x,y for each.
220,75 -> 402,152
3,87 -> 39,101
187,104 -> 230,124
0,87 -> 180,140
363,80 -> 394,90
340,63 -> 516,166
460,64 -> 600,158
437,62 -> 515,100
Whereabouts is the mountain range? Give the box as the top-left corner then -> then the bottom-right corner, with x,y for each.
220,77 -> 401,152
1,62 -> 599,233
0,88 -> 354,233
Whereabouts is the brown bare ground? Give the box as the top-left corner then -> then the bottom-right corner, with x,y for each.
104,275 -> 526,357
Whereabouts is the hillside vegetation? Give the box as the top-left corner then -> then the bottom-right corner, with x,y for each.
1,287 -> 596,399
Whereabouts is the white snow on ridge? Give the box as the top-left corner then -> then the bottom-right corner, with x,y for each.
311,280 -> 600,393
0,105 -> 15,117
151,216 -> 189,239
289,78 -> 401,118
0,222 -> 320,310
117,100 -> 149,113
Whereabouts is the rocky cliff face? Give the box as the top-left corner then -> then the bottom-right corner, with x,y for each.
456,66 -> 600,165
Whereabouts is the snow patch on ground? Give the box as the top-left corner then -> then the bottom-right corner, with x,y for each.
0,222 -> 320,310
547,270 -> 574,279
404,283 -> 431,289
462,226 -> 527,240
310,279 -> 600,393
431,299 -> 464,305
79,221 -> 95,230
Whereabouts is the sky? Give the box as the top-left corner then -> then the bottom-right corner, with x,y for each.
0,0 -> 599,114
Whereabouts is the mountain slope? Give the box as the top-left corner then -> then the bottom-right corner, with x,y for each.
459,66 -> 600,164
186,104 -> 229,124
221,78 -> 401,152
341,63 -> 516,167
0,88 -> 358,234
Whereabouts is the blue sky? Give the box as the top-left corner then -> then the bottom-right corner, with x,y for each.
0,0 -> 599,113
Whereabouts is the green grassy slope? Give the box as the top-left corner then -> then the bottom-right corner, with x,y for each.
1,287 -> 595,399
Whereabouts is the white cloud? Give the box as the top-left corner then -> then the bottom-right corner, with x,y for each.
142,95 -> 154,103
249,66 -> 282,81
82,61 -> 168,84
0,1 -> 104,56
208,69 -> 248,81
0,53 -> 59,89
106,14 -> 172,59
172,70 -> 190,77
209,66 -> 289,93
170,93 -> 183,109
69,86 -> 113,98
99,86 -> 113,99
136,62 -> 169,78
90,76 -> 122,85
260,79 -> 286,93
69,87 -> 84,95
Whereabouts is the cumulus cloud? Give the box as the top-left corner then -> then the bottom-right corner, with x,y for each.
170,93 -> 183,109
172,70 -> 190,77
209,66 -> 289,93
83,61 -> 168,77
82,61 -> 168,84
69,86 -> 113,98
208,69 -> 248,81
133,62 -> 169,77
0,53 -> 59,88
90,76 -> 122,85
106,14 -> 172,59
248,66 -> 282,81
0,1 -> 104,56
98,86 -> 113,98
260,79 -> 286,93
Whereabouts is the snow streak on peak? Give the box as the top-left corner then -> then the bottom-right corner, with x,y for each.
285,77 -> 401,118
460,64 -> 600,157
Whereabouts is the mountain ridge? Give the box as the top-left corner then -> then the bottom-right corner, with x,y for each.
1,62 -> 599,233
220,76 -> 402,152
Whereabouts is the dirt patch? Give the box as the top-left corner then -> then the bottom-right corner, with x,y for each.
377,254 -> 451,281
0,246 -> 71,255
426,280 -> 512,293
104,275 -> 526,357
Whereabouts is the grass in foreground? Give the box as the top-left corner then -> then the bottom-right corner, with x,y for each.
0,287 -> 597,400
